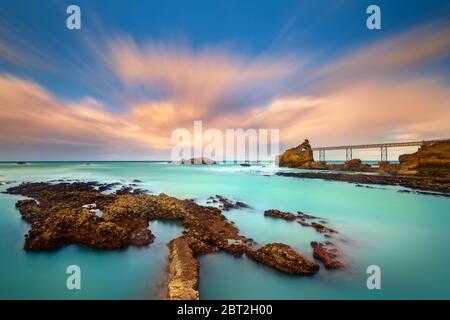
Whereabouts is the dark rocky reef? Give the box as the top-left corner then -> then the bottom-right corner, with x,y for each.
247,243 -> 319,275
6,182 -> 256,256
277,171 -> 450,195
330,159 -> 374,172
8,182 -> 154,250
264,209 -> 296,221
278,139 -> 315,168
297,212 -> 337,237
311,241 -> 344,269
207,195 -> 250,211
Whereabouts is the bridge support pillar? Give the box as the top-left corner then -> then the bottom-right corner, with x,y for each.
345,148 -> 352,161
319,149 -> 326,162
381,145 -> 388,162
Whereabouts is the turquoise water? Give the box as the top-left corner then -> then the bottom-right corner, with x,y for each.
0,162 -> 449,299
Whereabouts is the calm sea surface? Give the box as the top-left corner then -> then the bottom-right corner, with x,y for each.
0,162 -> 449,299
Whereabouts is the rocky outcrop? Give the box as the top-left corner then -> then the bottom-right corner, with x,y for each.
311,241 -> 344,269
247,243 -> 319,275
5,182 -> 255,253
397,141 -> 450,177
264,209 -> 296,221
278,139 -> 315,168
167,236 -> 200,300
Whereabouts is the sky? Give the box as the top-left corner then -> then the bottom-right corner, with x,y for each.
0,0 -> 449,160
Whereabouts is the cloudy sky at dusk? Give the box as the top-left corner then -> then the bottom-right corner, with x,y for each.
0,0 -> 450,160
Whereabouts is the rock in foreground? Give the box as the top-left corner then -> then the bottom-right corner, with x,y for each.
167,236 -> 199,300
247,243 -> 319,275
5,182 -> 253,252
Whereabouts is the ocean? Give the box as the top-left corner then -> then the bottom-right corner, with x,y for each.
0,162 -> 449,299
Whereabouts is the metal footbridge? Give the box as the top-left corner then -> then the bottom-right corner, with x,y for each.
312,139 -> 450,162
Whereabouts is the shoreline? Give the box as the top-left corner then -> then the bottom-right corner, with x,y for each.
276,171 -> 450,196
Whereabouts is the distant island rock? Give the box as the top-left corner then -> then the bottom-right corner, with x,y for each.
180,157 -> 216,165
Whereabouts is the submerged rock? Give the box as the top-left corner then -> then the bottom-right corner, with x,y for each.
311,241 -> 344,269
247,243 -> 319,275
331,159 -> 373,172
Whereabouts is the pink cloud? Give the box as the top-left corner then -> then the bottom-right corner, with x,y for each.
1,20 -> 450,160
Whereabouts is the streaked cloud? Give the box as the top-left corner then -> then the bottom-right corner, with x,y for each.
0,20 -> 449,160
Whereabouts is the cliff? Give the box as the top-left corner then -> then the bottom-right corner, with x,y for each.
397,141 -> 450,177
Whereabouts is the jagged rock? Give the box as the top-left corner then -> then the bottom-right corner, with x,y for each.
247,243 -> 319,275
278,139 -> 314,168
264,209 -> 296,221
311,241 -> 344,269
397,141 -> 450,177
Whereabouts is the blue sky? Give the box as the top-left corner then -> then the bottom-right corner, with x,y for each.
0,0 -> 449,160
